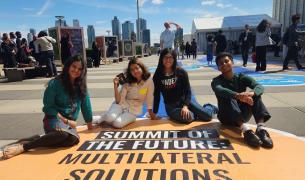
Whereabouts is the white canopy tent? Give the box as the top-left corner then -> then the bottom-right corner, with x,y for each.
191,14 -> 282,53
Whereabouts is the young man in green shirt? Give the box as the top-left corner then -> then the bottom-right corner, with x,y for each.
211,52 -> 273,148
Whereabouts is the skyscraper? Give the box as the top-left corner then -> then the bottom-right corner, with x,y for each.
112,16 -> 121,40
122,21 -> 134,40
87,25 -> 95,49
27,33 -> 33,43
73,19 -> 80,27
142,29 -> 151,46
175,28 -> 183,46
136,18 -> 147,42
30,28 -> 36,36
273,0 -> 305,31
55,20 -> 67,27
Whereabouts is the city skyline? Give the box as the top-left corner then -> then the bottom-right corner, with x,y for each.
0,0 -> 272,45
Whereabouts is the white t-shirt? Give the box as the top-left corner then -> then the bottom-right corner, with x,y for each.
160,29 -> 176,49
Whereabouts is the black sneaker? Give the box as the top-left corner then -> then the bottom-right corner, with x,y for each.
243,130 -> 262,148
256,129 -> 273,149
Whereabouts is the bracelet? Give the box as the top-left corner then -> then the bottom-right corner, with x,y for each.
65,118 -> 68,124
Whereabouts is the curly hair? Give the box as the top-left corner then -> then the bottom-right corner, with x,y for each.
55,55 -> 88,100
125,57 -> 150,84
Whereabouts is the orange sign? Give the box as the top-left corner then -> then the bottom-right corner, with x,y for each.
1,120 -> 305,180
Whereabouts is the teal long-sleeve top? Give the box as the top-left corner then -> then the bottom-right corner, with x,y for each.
211,73 -> 264,99
42,79 -> 93,123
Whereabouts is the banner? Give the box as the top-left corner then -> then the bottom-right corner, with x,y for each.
134,43 -> 143,56
60,28 -> 85,58
124,40 -> 133,57
105,36 -> 119,59
95,36 -> 105,59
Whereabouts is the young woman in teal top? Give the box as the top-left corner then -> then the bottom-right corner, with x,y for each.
3,55 -> 94,159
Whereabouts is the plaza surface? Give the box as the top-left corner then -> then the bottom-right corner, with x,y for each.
0,54 -> 304,145
1,54 -> 305,179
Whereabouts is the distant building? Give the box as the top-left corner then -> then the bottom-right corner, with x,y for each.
183,34 -> 192,44
273,0 -> 305,31
30,28 -> 36,36
191,14 -> 281,52
131,31 -> 137,42
27,33 -> 33,43
136,18 -> 147,42
112,16 -> 121,40
153,43 -> 160,48
142,29 -> 151,46
73,19 -> 80,27
122,21 -> 134,40
55,20 -> 67,27
87,25 -> 95,49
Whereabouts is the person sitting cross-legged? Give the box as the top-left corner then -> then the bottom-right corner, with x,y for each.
211,52 -> 273,148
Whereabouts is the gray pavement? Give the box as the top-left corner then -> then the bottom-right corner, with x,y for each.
0,54 -> 304,144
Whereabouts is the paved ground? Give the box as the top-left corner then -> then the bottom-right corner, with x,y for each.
0,54 -> 305,147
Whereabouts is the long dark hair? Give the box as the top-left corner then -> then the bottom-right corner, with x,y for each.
153,48 -> 177,81
125,57 -> 150,84
56,55 -> 88,99
257,19 -> 268,33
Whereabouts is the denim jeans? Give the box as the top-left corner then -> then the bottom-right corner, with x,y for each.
165,99 -> 214,124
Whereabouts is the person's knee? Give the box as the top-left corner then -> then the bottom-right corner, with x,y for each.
66,136 -> 79,147
111,119 -> 130,129
169,113 -> 193,124
56,131 -> 70,139
103,112 -> 117,123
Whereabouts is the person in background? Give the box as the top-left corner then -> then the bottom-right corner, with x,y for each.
191,38 -> 197,59
2,55 -> 95,159
179,41 -> 185,60
214,29 -> 227,55
1,33 -> 17,68
282,14 -> 304,70
35,31 -> 57,77
255,19 -> 274,71
239,24 -> 253,67
60,32 -> 73,65
206,34 -> 214,65
15,31 -> 22,63
185,41 -> 191,59
92,41 -> 101,68
160,21 -> 181,50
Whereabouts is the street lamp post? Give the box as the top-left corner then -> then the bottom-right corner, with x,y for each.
55,16 -> 64,27
136,0 -> 140,42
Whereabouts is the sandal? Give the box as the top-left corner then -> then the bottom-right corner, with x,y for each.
3,144 -> 24,159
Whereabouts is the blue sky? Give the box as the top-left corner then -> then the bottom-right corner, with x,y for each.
0,0 -> 272,45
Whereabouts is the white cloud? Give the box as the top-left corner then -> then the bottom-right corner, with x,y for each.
201,0 -> 216,5
138,0 -> 148,7
152,0 -> 164,5
138,0 -> 164,7
36,0 -> 52,16
216,3 -> 232,9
